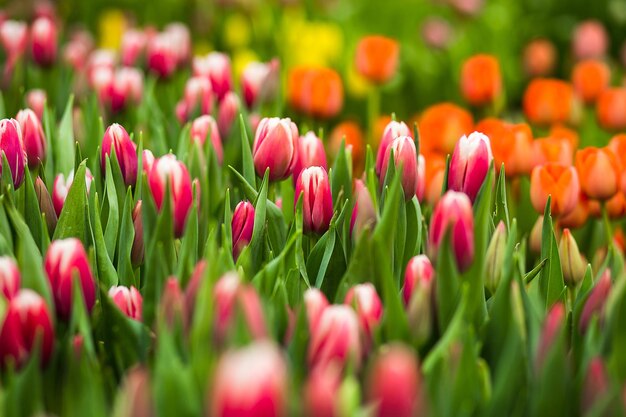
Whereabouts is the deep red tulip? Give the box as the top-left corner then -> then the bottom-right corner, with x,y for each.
231,201 -> 254,260
109,285 -> 143,321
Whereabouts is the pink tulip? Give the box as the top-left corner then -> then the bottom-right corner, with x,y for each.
376,120 -> 412,176
0,257 -> 20,300
295,166 -> 334,234
190,115 -> 223,163
0,20 -> 28,57
241,59 -> 280,109
163,23 -> 190,66
101,123 -> 138,187
345,283 -> 383,343
350,179 -> 377,239
183,260 -> 207,324
428,191 -> 474,272
147,33 -> 177,78
193,52 -> 233,100
536,303 -> 565,370
30,17 -> 57,67
0,118 -> 27,188
582,357 -> 609,414
448,131 -> 493,202
402,255 -> 435,306
217,91 -> 240,138
308,305 -> 362,371
573,20 -> 608,60
380,136 -> 419,201
44,238 -> 96,320
159,277 -> 186,328
51,168 -> 94,217
109,285 -> 143,321
25,89 -> 47,121
110,67 -> 144,113
293,132 -> 328,181
181,76 -> 215,122
304,288 -> 329,335
580,270 -> 612,334
142,149 -> 155,175
231,201 -> 254,260
121,29 -> 147,67
253,117 -> 299,181
304,363 -> 342,417
131,200 -> 144,266
16,108 -> 46,167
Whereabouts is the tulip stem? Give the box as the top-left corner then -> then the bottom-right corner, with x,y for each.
367,87 -> 381,148
602,203 -> 613,246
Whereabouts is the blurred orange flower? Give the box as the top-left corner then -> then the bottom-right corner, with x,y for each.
533,137 -> 574,167
608,134 -> 626,195
523,79 -> 576,126
523,39 -> 556,77
607,192 -> 626,219
424,153 -> 447,206
329,121 -> 365,174
354,35 -> 399,84
572,59 -> 610,104
475,118 -> 533,176
558,194 -> 591,229
288,66 -> 343,119
461,54 -> 502,106
530,163 -> 580,216
575,147 -> 621,200
549,124 -> 579,151
419,103 -> 474,155
597,88 -> 626,131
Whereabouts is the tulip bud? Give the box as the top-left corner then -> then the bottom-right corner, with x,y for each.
485,221 -> 507,295
110,67 -> 144,113
580,270 -> 612,334
147,33 -> 177,78
101,123 -> 138,187
211,341 -> 287,417
253,117 -> 299,181
16,108 -> 46,167
421,17 -> 453,49
231,201 -> 254,260
52,168 -> 94,217
25,89 -> 47,121
461,54 -> 502,106
309,305 -> 362,371
0,118 -> 27,188
402,255 -> 434,306
572,20 -> 608,60
35,176 -> 57,234
217,91 -> 239,138
376,121 -> 412,177
0,257 -> 20,300
192,52 -> 232,100
304,288 -> 329,335
30,17 -> 57,67
304,362 -> 342,417
575,147 -> 621,201
355,35 -> 400,84
582,357 -> 609,415
295,166 -> 334,234
44,238 -> 96,320
109,285 -> 143,321
190,115 -> 223,164
350,179 -> 377,239
380,136 -> 420,201
536,302 -> 565,370
0,20 -> 28,58
344,283 -> 383,344
523,39 -> 556,77
114,366 -> 154,417
403,255 -> 435,344
0,289 -> 55,368
530,163 -> 580,217
142,149 -> 155,175
447,131 -> 493,202
129,200 -> 144,266
148,155 -> 193,238
558,229 -> 585,287
366,344 -> 421,417
241,60 -> 280,109
293,132 -> 328,181
183,260 -> 207,325
120,29 -> 147,67
159,277 -> 185,329
428,191 -> 475,273
181,76 -> 214,121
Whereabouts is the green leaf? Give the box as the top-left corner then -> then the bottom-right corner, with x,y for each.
116,188 -> 135,287
240,114 -> 256,187
538,198 -> 565,310
331,140 -> 352,206
102,156 -> 120,259
56,94 -> 76,176
22,169 -> 45,252
54,161 -> 89,242
249,170 -> 269,273
494,164 -> 510,230
89,193 -> 118,288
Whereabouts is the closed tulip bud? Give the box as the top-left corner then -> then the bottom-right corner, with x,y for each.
309,305 -> 362,371
44,238 -> 96,320
115,366 -> 154,417
0,257 -> 20,300
25,89 -> 47,121
35,176 -> 57,234
241,60 -> 280,109
293,132 -> 328,181
130,200 -> 144,266
523,39 -> 556,77
403,255 -> 435,344
295,166 -> 333,234
582,357 -> 609,415
30,17 -> 57,67
403,255 -> 434,306
147,33 -> 177,78
597,88 -> 626,131
190,115 -> 223,164
304,288 -> 329,335
345,283 -> 383,340
559,229 -> 585,287
573,20 -> 608,61
0,118 -> 27,188
572,60 -> 610,104
211,341 -> 287,417
428,191 -> 475,273
523,79 -> 576,126
304,363 -> 342,417
0,20 -> 28,57
193,52 -> 232,100
0,289 -> 54,368
355,35 -> 400,84
580,270 -> 612,334
380,136 -> 419,201
536,303 -> 565,370
448,131 -> 493,202
110,67 -> 144,113
575,147 -> 621,201
530,163 -> 580,217
142,149 -> 155,175
484,221 -> 507,295
231,201 -> 254,259
350,179 -> 377,239
217,91 -> 239,138
109,285 -> 143,321
376,120 -> 412,177
164,23 -> 190,66
461,54 -> 502,106
159,277 -> 186,329
52,168 -> 94,217
366,344 -> 421,417
183,260 -> 207,325
148,155 -> 193,238
253,117 -> 299,181
421,17 -> 453,49
16,108 -> 46,167
420,103 -> 474,155
287,66 -> 343,119
530,216 -> 543,254
182,76 -> 214,120
120,29 -> 147,67
101,123 -> 138,187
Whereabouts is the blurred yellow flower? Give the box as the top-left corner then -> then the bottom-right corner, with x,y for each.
98,9 -> 126,50
346,64 -> 372,98
194,41 -> 213,56
224,14 -> 251,50
281,12 -> 343,68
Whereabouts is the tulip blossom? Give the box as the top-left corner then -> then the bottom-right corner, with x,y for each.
52,168 -> 94,217
30,17 -> 57,67
178,76 -> 214,123
419,103 -> 474,155
355,35 -> 400,84
308,305 -> 362,371
428,191 -> 475,272
190,115 -> 223,163
44,238 -> 96,320
403,255 -> 435,306
231,201 -> 255,259
350,179 -> 377,239
295,166 -> 334,234
558,229 -> 585,287
131,200 -> 144,266
304,288 -> 329,335
293,132 -> 328,181
142,149 -> 155,175
380,136 -> 419,201
253,117 -> 299,181
582,358 -> 609,415
575,147 -> 620,201
109,286 -> 143,321
0,20 -> 28,58
304,362 -> 342,417
328,121 -> 365,174
0,257 -> 20,300
596,88 -> 626,131
475,119 -> 533,177
580,270 -> 611,334
16,109 -> 46,167
101,123 -> 138,187
461,54 -> 502,106
376,120 -> 412,177
183,260 -> 207,325
572,60 -> 610,104
159,277 -> 186,328
109,67 -> 144,113
147,33 -> 177,78
532,137 -> 573,167
403,255 -> 435,343
287,66 -> 343,119
424,154 -> 447,206
0,118 -> 27,188
572,20 -> 608,60
241,59 -> 280,109
523,39 -> 556,77
192,52 -> 232,100
523,79 -> 576,126
164,23 -> 190,66
120,29 -> 147,67
148,155 -> 194,238
344,283 -> 383,343
447,131 -> 493,202
217,91 -> 240,138
0,289 -> 55,368
530,163 -> 580,217
25,89 -> 47,121
536,303 -> 565,369
211,341 -> 287,417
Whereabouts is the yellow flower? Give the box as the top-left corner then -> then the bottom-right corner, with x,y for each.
224,14 -> 251,49
346,63 -> 372,98
98,9 -> 126,50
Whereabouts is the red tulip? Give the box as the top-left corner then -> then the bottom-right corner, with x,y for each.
217,91 -> 240,138
580,270 -> 612,334
428,191 -> 474,272
16,108 -> 46,168
293,132 -> 328,181
304,363 -> 342,417
448,131 -> 493,202
0,256 -> 20,300
178,76 -> 215,123
536,303 -> 565,369
142,149 -> 155,175
402,255 -> 434,306
0,20 -> 28,58
0,289 -> 55,368
109,285 -> 143,321
295,166 -> 334,234
159,277 -> 186,328
30,17 -> 57,67
120,29 -> 147,67
241,59 -> 280,109
350,179 -> 377,239
211,341 -> 287,417
380,136 -> 419,201
304,288 -> 329,335
0,118 -> 26,188
376,120 -> 412,177
25,89 -> 47,121
110,67 -> 144,113
345,283 -> 383,345
232,201 -> 254,260
148,155 -> 194,238
308,305 -> 362,371
44,238 -> 96,320
190,115 -> 223,163
52,168 -> 94,217
582,357 -> 609,414
253,117 -> 299,181
193,52 -> 232,101
101,123 -> 138,187
147,33 -> 177,78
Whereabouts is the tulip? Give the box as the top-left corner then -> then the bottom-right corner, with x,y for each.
241,59 -> 280,109
0,289 -> 55,368
580,270 -> 611,334
142,149 -> 155,175
287,66 -> 343,119
380,136 -> 419,201
523,39 -> 556,77
350,179 -> 377,240
148,155 -> 194,238
211,341 -> 287,417
425,154 -> 447,206
530,216 -> 543,254
485,221 -> 507,295
421,18 -> 453,49
179,76 -> 214,122
572,20 -> 608,60
428,191 -> 474,272
403,255 -> 435,344
447,131 -> 493,202
30,17 -> 57,67
295,166 -> 334,234
523,79 -> 576,126
0,20 -> 28,58
101,123 -> 138,187
217,91 -> 239,138
461,54 -> 502,106
192,52 -> 232,100
293,132 -> 328,181
419,102 -> 474,155
164,23 -> 190,65
536,303 -> 565,370
120,29 -> 147,67
366,344 -> 421,417
403,255 -> 434,306
308,305 -> 362,371
130,201 -> 144,266
25,89 -> 47,121
16,109 -> 46,168
231,201 -> 255,259
0,257 -> 20,300
304,362 -> 342,417
355,35 -> 400,84
147,33 -> 177,78
575,147 -> 620,201
530,163 -> 580,217
44,238 -> 96,320
328,121 -> 365,174
159,277 -> 186,328
582,358 -> 609,415
345,283 -> 383,346
110,67 -> 144,113
109,285 -> 143,321
304,288 -> 329,335
35,176 -> 57,234
52,168 -> 94,217
116,366 -> 154,417
608,134 -> 626,195
190,115 -> 223,164
0,118 -> 26,188
253,117 -> 299,181
475,119 -> 533,177
376,120 -> 412,177
596,88 -> 626,130
558,229 -> 585,287
572,60 -> 610,104
532,137 -> 573,167
63,36 -> 93,72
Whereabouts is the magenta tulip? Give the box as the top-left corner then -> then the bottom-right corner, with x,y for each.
30,17 -> 57,67
376,120 -> 412,176
253,117 -> 299,181
231,201 -> 254,260
109,285 -> 143,321
16,109 -> 46,167
190,115 -> 223,163
295,166 -> 333,234
447,131 -> 493,202
0,257 -> 20,300
380,136 -> 419,201
193,52 -> 233,100
0,118 -> 26,188
52,168 -> 94,217
304,288 -> 329,335
308,305 -> 361,371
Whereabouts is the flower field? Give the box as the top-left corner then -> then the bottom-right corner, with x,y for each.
0,0 -> 626,416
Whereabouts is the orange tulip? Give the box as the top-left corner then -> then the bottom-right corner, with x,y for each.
523,79 -> 576,126
530,163 -> 580,216
606,192 -> 626,219
558,194 -> 591,229
523,39 -> 556,77
288,66 -> 343,119
475,118 -> 533,176
597,88 -> 626,131
329,121 -> 365,175
355,35 -> 399,84
461,54 -> 502,106
608,134 -> 626,195
572,60 -> 610,104
533,137 -> 574,167
575,147 -> 621,200
424,153 -> 446,206
419,103 -> 474,155
549,124 -> 579,151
